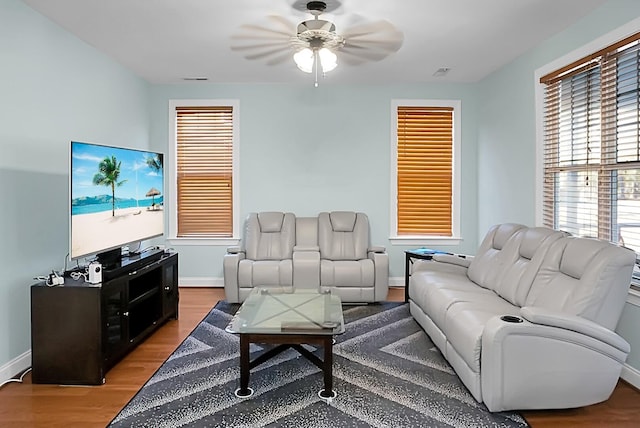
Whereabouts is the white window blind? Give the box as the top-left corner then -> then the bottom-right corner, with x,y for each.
541,33 -> 640,256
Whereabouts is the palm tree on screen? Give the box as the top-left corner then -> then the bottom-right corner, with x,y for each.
146,154 -> 162,172
93,156 -> 127,216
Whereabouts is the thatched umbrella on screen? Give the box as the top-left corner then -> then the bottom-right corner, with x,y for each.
146,187 -> 161,208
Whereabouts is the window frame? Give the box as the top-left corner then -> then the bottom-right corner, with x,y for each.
167,99 -> 240,245
535,18 -> 640,303
389,99 -> 462,246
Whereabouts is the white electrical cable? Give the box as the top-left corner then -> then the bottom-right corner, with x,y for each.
70,271 -> 88,282
0,368 -> 32,388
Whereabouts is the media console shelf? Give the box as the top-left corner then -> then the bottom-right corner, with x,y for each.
31,250 -> 178,385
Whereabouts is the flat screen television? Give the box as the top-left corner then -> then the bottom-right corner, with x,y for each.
70,141 -> 164,265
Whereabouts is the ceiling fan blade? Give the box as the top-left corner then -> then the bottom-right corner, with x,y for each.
337,19 -> 403,64
341,18 -> 398,38
338,47 -> 387,64
343,37 -> 403,54
266,51 -> 295,66
264,15 -> 297,32
243,46 -> 293,61
342,20 -> 404,40
232,24 -> 292,40
230,40 -> 292,52
230,15 -> 296,64
338,38 -> 404,64
336,53 -> 367,66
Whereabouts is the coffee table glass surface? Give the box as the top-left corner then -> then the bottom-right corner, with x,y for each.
226,288 -> 344,335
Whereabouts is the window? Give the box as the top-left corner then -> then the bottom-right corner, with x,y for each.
390,100 -> 461,244
168,100 -> 239,242
540,33 -> 640,256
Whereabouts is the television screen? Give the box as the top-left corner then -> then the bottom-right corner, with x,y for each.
70,141 -> 164,261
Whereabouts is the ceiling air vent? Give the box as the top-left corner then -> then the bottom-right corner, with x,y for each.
433,67 -> 450,77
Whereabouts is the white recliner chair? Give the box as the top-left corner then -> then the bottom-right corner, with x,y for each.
318,211 -> 388,302
223,212 -> 295,303
224,211 -> 389,303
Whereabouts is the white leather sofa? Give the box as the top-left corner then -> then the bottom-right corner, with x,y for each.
408,223 -> 636,412
224,211 -> 388,303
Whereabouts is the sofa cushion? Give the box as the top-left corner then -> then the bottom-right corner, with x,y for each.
258,212 -> 289,233
524,237 -> 636,329
318,212 -> 369,260
409,270 -> 496,328
327,211 -> 357,232
493,227 -> 568,306
320,259 -> 374,287
244,212 -> 296,260
238,259 -> 293,287
445,299 -> 520,373
467,223 -> 526,289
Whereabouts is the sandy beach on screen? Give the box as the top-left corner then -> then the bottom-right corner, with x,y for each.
71,207 -> 163,257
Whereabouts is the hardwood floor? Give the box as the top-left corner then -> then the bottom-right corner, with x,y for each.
0,287 -> 638,427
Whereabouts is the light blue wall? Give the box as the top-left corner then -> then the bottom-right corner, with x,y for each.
475,0 -> 640,371
149,84 -> 480,281
0,0 -> 149,373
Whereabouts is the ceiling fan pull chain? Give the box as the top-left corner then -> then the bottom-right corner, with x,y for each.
314,50 -> 319,87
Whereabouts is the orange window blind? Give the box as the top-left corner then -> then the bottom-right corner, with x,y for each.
176,106 -> 233,237
397,106 -> 453,236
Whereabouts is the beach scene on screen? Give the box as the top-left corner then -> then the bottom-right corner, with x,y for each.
71,141 -> 164,258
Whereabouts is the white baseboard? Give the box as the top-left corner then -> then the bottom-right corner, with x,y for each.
179,276 -> 223,287
0,350 -> 31,384
389,276 -> 404,287
621,363 -> 640,390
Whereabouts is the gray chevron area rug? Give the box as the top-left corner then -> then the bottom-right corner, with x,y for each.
109,301 -> 529,427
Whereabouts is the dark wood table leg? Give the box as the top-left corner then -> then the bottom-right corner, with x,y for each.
236,334 -> 252,397
320,335 -> 334,398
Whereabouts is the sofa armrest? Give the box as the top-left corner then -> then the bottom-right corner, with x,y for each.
223,252 -> 245,303
481,313 -> 630,411
368,250 -> 389,301
226,246 -> 243,254
520,306 -> 630,352
368,245 -> 386,253
432,253 -> 472,268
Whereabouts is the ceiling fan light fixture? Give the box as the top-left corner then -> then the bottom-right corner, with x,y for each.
293,46 -> 338,75
318,48 -> 337,72
294,48 -> 314,73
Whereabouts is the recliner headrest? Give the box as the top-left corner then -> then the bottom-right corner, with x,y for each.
258,212 -> 285,233
519,227 -> 567,260
493,223 -> 526,250
329,211 -> 357,232
560,238 -> 609,279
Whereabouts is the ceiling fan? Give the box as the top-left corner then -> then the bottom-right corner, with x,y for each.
231,1 -> 404,86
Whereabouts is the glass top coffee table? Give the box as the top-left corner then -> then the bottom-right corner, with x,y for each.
226,287 -> 344,401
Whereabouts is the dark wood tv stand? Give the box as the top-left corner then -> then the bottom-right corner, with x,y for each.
30,250 -> 179,385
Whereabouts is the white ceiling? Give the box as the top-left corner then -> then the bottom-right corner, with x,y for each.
23,0 -> 608,85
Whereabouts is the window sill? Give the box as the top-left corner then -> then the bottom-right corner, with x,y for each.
628,279 -> 640,307
389,236 -> 463,246
167,237 -> 240,246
